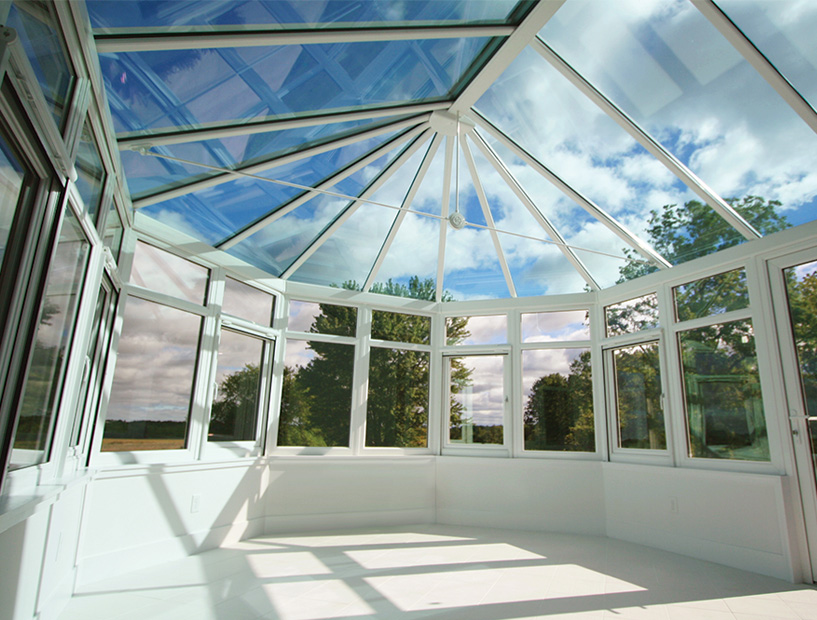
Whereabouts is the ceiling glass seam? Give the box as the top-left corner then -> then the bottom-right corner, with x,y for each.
363,133 -> 444,292
450,0 -> 566,114
436,136 -> 456,303
460,135 -> 517,298
469,128 -> 600,291
281,126 -> 435,280
217,123 -> 430,249
470,108 -> 671,270
93,25 -> 517,54
131,113 -> 432,209
531,36 -> 761,242
117,102 -> 452,149
691,0 -> 817,135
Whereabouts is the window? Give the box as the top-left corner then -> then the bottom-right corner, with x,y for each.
130,240 -> 209,304
288,300 -> 357,336
446,314 -> 506,345
609,342 -> 666,451
605,293 -> 659,337
674,268 -> 749,322
222,277 -> 274,326
102,298 -> 203,452
522,310 -> 590,342
74,118 -> 106,223
446,354 -> 505,446
9,208 -> 90,469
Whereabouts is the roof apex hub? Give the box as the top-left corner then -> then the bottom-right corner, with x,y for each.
429,111 -> 475,137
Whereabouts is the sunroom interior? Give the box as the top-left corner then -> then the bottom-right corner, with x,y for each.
2,0 -> 817,619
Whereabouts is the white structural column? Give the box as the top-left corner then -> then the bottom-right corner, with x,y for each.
691,0 -> 817,135
471,109 -> 671,269
94,24 -> 516,53
281,127 -> 434,280
469,129 -> 600,291
364,133 -> 443,292
460,135 -> 517,298
436,136 -> 455,302
218,123 -> 429,250
133,114 -> 431,209
119,101 -> 452,149
532,36 -> 761,242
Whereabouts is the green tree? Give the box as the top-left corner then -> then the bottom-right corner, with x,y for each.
209,363 -> 260,441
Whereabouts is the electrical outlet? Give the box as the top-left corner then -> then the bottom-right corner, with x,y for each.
191,494 -> 201,513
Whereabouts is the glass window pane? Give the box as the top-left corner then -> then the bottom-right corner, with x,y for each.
288,300 -> 357,336
605,294 -> 659,337
102,298 -> 202,452
674,269 -> 749,322
366,348 -> 429,448
783,259 -> 817,418
448,355 -> 504,445
222,277 -> 274,326
10,209 -> 90,469
0,128 -> 29,270
680,320 -> 769,461
446,314 -> 506,345
103,202 -> 124,261
371,310 -> 430,345
74,119 -> 106,221
521,348 -> 594,452
209,329 -> 265,442
130,240 -> 209,304
612,342 -> 666,450
278,339 -> 352,447
521,311 -> 590,343
8,2 -> 73,130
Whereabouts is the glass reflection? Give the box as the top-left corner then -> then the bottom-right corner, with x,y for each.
222,277 -> 274,326
0,130 -> 28,271
612,342 -> 665,450
605,294 -> 659,337
208,329 -> 264,442
448,355 -> 504,445
103,298 -> 202,452
288,300 -> 356,336
278,339 -> 352,447
75,120 -> 106,221
783,260 -> 817,418
372,310 -> 430,345
366,347 -> 429,448
130,240 -> 210,304
522,348 -> 594,452
674,268 -> 749,322
522,310 -> 589,343
10,209 -> 89,469
446,314 -> 506,345
679,319 -> 769,461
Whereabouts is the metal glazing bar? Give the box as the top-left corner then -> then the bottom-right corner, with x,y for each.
133,113 -> 431,209
364,133 -> 443,292
94,24 -> 516,53
532,36 -> 761,241
460,135 -> 517,297
436,136 -> 455,303
471,110 -> 671,269
450,0 -> 566,114
281,127 -> 433,280
118,101 -> 451,148
691,0 -> 817,135
469,129 -> 600,290
218,123 -> 428,249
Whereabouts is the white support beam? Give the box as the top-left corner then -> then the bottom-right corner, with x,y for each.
691,0 -> 817,136
118,101 -> 451,149
469,129 -> 600,290
460,136 -> 517,298
364,133 -> 443,292
133,114 -> 431,209
436,136 -> 455,302
471,110 -> 671,269
532,36 -> 761,242
281,127 -> 434,280
450,0 -> 566,114
94,24 -> 516,53
218,123 -> 428,249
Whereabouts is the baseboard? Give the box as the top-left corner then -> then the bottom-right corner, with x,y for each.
436,508 -> 606,536
263,508 -> 434,534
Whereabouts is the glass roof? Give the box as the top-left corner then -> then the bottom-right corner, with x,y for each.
87,0 -> 817,302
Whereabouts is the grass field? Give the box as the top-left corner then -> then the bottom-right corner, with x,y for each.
101,438 -> 185,452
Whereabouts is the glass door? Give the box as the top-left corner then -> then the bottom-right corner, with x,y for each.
772,253 -> 817,581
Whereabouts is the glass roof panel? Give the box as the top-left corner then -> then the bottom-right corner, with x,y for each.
540,0 -> 817,230
443,226 -> 509,300
87,0 -> 525,31
476,44 -> 704,265
98,37 -> 494,134
372,212 -> 440,300
501,233 -> 588,297
716,0 -> 817,110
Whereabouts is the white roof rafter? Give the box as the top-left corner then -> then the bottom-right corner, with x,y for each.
436,136 -> 456,303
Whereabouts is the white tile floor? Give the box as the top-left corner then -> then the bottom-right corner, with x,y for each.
59,525 -> 817,620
